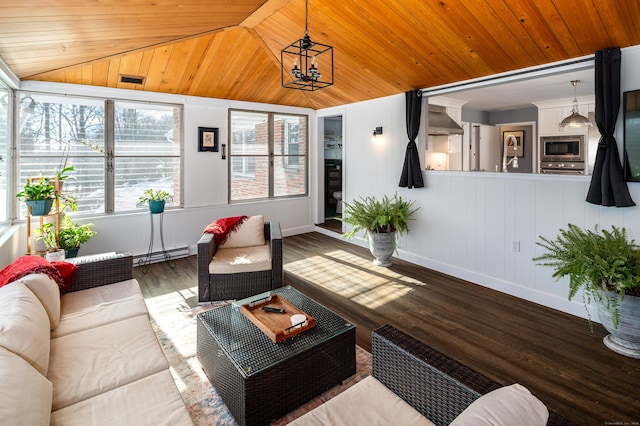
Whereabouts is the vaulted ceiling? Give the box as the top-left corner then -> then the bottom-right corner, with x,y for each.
1,1 -> 639,110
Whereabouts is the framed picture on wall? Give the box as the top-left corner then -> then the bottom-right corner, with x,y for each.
503,130 -> 524,157
198,127 -> 219,152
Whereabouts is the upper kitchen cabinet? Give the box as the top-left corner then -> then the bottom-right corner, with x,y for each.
535,98 -> 595,137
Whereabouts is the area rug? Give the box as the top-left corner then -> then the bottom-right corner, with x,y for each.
145,295 -> 372,425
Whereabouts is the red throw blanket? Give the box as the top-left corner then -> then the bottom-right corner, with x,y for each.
203,215 -> 249,246
0,255 -> 78,293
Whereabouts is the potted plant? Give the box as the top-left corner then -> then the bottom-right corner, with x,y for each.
138,189 -> 173,214
340,193 -> 419,267
55,164 -> 75,188
533,224 -> 640,358
58,215 -> 97,258
16,177 -> 56,216
35,222 -> 66,261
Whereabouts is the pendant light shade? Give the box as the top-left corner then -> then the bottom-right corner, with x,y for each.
560,80 -> 592,128
281,0 -> 334,91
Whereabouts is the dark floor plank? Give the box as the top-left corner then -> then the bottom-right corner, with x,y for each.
135,232 -> 640,425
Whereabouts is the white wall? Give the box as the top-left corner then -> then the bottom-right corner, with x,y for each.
3,81 -> 318,266
320,45 -> 640,321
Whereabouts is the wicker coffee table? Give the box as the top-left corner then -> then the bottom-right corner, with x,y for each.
196,286 -> 356,426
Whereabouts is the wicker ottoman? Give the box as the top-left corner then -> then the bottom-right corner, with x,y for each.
197,286 -> 356,426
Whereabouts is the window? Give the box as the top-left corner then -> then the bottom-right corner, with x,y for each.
113,101 -> 181,212
229,110 -> 307,202
0,85 -> 9,225
17,93 -> 182,217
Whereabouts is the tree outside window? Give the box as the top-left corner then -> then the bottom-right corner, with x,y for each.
17,93 -> 182,217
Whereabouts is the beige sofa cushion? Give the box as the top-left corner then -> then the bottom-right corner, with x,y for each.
209,243 -> 272,274
50,370 -> 193,426
0,282 -> 51,375
52,278 -> 148,338
17,273 -> 61,330
48,315 -> 169,410
289,376 -> 435,426
450,383 -> 549,426
0,347 -> 53,426
219,215 -> 265,248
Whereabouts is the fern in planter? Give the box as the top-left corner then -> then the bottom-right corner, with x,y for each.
340,193 -> 419,239
533,223 -> 640,328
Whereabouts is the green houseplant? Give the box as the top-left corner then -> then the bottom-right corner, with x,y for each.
58,215 -> 97,258
16,177 -> 56,216
34,222 -> 66,261
533,224 -> 640,358
138,189 -> 173,214
340,193 -> 419,267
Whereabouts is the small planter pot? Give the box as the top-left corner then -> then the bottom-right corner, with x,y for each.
65,247 -> 80,258
33,237 -> 47,253
149,200 -> 166,214
368,232 -> 396,267
45,249 -> 66,262
26,199 -> 54,216
597,291 -> 640,359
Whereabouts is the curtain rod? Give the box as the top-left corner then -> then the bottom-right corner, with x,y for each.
420,55 -> 594,98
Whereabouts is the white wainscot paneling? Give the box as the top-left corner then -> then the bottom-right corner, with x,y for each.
533,180 -> 567,297
513,179 -> 537,289
477,177 -> 507,279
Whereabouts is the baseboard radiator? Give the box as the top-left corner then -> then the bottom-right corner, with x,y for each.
133,246 -> 190,266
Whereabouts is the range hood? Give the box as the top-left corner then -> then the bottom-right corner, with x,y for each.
428,104 -> 464,136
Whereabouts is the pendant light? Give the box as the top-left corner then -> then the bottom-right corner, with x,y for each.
281,0 -> 334,91
560,80 -> 592,128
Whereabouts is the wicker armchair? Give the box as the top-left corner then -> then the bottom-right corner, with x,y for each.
197,221 -> 283,302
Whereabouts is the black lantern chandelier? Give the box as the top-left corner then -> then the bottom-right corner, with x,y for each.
281,0 -> 333,91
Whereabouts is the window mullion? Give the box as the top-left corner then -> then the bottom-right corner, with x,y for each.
105,99 -> 114,213
268,113 -> 274,198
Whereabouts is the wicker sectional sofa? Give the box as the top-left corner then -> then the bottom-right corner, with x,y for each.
0,253 -> 193,426
291,325 -> 578,426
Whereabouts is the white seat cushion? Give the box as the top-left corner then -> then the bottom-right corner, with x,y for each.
209,243 -> 272,274
50,370 -> 193,426
16,273 -> 61,330
289,376 -> 435,426
53,278 -> 148,338
48,315 -> 169,410
0,347 -> 53,426
0,281 -> 51,375
450,383 -> 549,426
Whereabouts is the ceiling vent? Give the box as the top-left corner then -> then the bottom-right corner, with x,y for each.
120,75 -> 145,85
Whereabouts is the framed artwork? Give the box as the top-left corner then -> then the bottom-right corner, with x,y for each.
198,127 -> 219,152
503,130 -> 524,157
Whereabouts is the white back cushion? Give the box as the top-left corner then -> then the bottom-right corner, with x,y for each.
219,215 -> 265,248
450,383 -> 549,426
0,282 -> 51,375
0,347 -> 52,426
17,273 -> 61,330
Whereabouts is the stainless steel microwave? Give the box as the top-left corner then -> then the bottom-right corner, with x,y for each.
540,135 -> 585,162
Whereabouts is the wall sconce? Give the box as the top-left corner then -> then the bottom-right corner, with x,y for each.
221,143 -> 226,160
371,126 -> 383,143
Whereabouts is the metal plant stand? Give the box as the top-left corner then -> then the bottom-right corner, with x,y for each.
138,211 -> 176,273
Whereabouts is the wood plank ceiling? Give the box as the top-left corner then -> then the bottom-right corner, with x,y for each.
1,0 -> 639,110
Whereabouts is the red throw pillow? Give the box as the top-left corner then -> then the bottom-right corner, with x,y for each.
0,255 -> 78,293
203,215 -> 249,245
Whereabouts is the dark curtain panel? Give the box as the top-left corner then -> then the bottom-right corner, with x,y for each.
586,47 -> 635,207
399,89 -> 424,188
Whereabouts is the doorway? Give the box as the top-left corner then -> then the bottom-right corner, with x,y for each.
321,115 -> 343,233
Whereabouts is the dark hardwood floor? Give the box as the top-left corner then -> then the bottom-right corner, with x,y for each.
135,231 -> 640,425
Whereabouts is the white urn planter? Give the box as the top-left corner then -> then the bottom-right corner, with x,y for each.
367,232 -> 395,267
45,249 -> 66,262
596,292 -> 640,358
